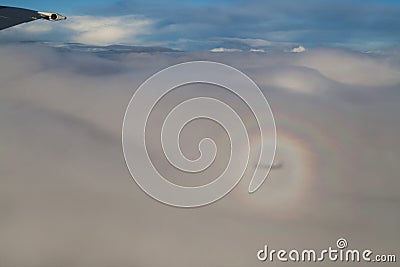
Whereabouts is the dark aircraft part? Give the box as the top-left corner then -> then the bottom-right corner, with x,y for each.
0,6 -> 66,31
0,6 -> 42,30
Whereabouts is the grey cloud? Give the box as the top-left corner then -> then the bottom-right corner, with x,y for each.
0,43 -> 399,266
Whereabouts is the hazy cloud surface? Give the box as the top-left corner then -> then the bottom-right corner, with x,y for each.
0,43 -> 399,267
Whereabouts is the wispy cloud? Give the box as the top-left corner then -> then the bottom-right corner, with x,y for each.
210,47 -> 243,52
65,15 -> 153,45
0,15 -> 154,45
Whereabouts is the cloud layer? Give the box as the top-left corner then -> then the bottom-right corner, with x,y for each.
0,43 -> 399,266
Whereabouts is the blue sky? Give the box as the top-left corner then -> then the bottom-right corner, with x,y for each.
1,0 -> 400,51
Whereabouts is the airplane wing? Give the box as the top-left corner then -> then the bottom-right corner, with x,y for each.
0,6 -> 66,31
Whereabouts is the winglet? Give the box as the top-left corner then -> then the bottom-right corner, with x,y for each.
38,12 -> 66,21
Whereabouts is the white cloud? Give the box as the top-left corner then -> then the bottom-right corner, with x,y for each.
0,20 -> 54,41
250,48 -> 265,52
214,37 -> 295,49
64,15 -> 153,45
16,21 -> 53,33
294,49 -> 400,86
220,37 -> 275,47
210,47 -> 242,52
291,45 -> 306,53
0,15 -> 154,46
257,66 -> 335,94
